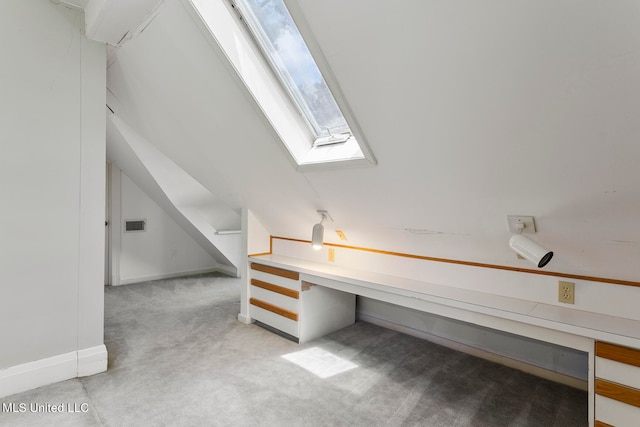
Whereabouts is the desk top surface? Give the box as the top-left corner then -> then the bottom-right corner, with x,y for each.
250,254 -> 640,348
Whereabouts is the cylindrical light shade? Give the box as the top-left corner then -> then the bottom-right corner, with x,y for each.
311,223 -> 324,250
509,234 -> 553,268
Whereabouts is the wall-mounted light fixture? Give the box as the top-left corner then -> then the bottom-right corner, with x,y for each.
507,216 -> 553,268
312,210 -> 331,250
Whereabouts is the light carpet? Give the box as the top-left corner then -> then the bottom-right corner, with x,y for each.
0,273 -> 587,426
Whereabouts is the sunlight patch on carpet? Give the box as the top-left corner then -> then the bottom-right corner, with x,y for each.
282,347 -> 358,379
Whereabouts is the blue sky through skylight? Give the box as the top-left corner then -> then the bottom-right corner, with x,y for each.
236,0 -> 350,138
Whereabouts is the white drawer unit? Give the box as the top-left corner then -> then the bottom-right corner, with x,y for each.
595,342 -> 640,427
249,262 -> 355,343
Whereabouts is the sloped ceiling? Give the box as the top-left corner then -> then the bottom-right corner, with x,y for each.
106,0 -> 640,281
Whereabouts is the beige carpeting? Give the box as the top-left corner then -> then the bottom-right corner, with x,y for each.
0,273 -> 588,426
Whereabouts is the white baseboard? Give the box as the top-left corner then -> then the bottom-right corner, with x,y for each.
117,267 -> 220,285
359,313 -> 588,391
0,345 -> 109,398
0,352 -> 77,398
237,313 -> 254,324
77,345 -> 108,377
215,264 -> 239,277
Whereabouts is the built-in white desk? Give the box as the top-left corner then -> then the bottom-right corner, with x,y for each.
248,254 -> 640,427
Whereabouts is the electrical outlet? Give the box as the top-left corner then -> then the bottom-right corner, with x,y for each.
558,281 -> 575,304
328,248 -> 335,262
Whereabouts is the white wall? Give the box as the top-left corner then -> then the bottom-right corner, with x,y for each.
273,238 -> 640,322
0,0 -> 106,385
105,113 -> 242,273
115,171 -> 219,285
78,24 -> 107,355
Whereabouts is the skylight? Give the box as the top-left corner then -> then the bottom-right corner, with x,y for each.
232,0 -> 350,145
189,0 -> 375,168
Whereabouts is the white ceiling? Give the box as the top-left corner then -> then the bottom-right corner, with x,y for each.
105,0 -> 640,281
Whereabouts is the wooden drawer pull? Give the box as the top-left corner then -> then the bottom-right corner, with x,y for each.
251,263 -> 299,280
596,342 -> 640,367
596,378 -> 640,408
251,278 -> 299,299
250,298 -> 298,321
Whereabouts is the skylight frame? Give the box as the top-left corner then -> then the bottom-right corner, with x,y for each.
187,0 -> 376,170
231,0 -> 352,145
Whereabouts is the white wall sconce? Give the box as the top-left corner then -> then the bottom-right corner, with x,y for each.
507,216 -> 554,268
312,210 -> 331,250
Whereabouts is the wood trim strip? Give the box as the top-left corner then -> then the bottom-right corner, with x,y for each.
250,262 -> 299,280
248,252 -> 272,257
270,236 -> 640,288
251,278 -> 299,299
594,421 -> 614,427
596,378 -> 640,408
596,342 -> 640,368
250,298 -> 298,321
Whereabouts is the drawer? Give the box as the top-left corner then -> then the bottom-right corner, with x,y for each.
596,394 -> 640,427
595,342 -> 640,427
250,299 -> 299,338
249,263 -> 301,340
251,269 -> 300,292
251,283 -> 299,313
596,341 -> 640,391
596,342 -> 640,368
596,357 -> 640,390
250,262 -> 299,281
